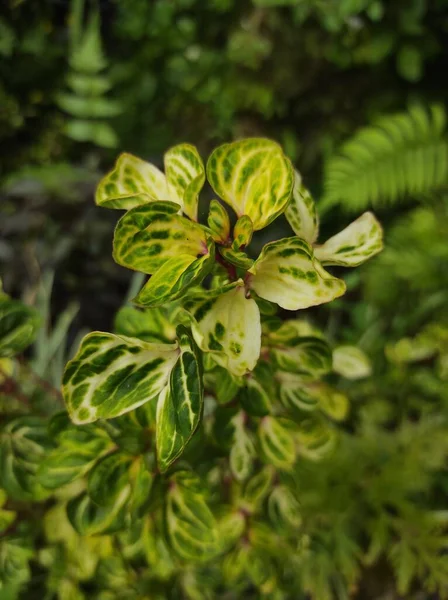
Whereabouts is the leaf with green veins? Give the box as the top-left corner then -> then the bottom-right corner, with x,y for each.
164,143 -> 205,221
0,298 -> 41,358
87,451 -> 133,506
37,415 -> 112,489
229,412 -> 256,481
156,327 -> 203,472
62,332 -> 179,424
278,372 -> 320,413
166,470 -> 218,560
218,246 -> 254,270
233,215 -> 253,248
185,280 -> 261,377
128,457 -> 153,515
268,485 -> 302,529
240,362 -> 275,417
0,417 -> 52,501
114,305 -> 176,343
296,416 -> 336,460
314,212 -> 383,266
240,465 -> 274,513
67,487 -> 131,536
95,153 -> 169,209
133,240 -> 215,307
270,336 -> 332,375
206,138 -> 293,231
333,345 -> 372,379
207,199 -> 231,243
258,416 -> 297,470
248,237 -> 346,310
112,201 -> 210,274
285,171 -> 319,244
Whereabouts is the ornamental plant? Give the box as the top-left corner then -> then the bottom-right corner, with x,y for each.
1,139 -> 384,599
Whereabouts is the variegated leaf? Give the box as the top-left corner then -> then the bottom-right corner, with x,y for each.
95,153 -> 169,210
0,417 -> 51,501
241,362 -> 275,416
206,138 -> 294,231
87,451 -> 133,506
333,345 -> 372,379
233,215 -> 253,248
216,510 -> 246,552
277,372 -> 320,413
207,199 -> 231,243
285,171 -> 319,244
62,332 -> 179,424
114,305 -> 176,343
186,280 -> 261,377
37,414 -> 112,489
314,212 -> 383,266
0,298 -> 40,358
113,201 -> 211,275
268,485 -> 302,529
318,386 -> 349,421
204,365 -> 241,405
164,143 -> 205,221
269,336 -> 332,375
156,327 -> 203,472
258,417 -> 297,470
248,237 -> 346,311
67,488 -> 130,536
240,466 -> 274,513
218,246 -> 254,270
166,470 -> 218,560
134,240 -> 215,307
229,411 -> 256,481
296,416 -> 336,461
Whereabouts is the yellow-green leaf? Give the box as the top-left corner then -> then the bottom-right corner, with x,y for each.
95,153 -> 169,210
156,327 -> 203,472
233,215 -> 254,248
285,171 -> 319,244
206,138 -> 293,231
0,298 -> 41,358
258,417 -> 296,470
248,237 -> 346,310
333,345 -> 372,379
314,212 -> 383,267
185,281 -> 261,377
207,199 -> 230,243
164,143 -> 205,221
62,332 -> 179,424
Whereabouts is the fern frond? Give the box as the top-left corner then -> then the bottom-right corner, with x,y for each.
321,105 -> 448,212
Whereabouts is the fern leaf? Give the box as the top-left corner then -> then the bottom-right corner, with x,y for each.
322,105 -> 448,212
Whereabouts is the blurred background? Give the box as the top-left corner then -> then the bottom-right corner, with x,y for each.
1,0 -> 448,598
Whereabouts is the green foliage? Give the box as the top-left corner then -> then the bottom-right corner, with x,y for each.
322,104 -> 448,212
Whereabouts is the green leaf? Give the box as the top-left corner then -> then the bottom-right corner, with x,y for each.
333,345 -> 372,379
0,298 -> 40,358
0,417 -> 51,500
37,415 -> 112,489
95,153 -> 169,209
164,143 -> 205,221
278,372 -> 320,413
240,362 -> 275,416
318,386 -> 349,421
314,212 -> 383,267
207,199 -> 231,243
67,488 -> 130,536
87,451 -> 133,506
240,466 -> 274,513
248,237 -> 346,310
156,327 -> 204,472
112,202 -> 213,298
206,138 -> 293,231
186,280 -> 261,377
397,44 -> 423,82
229,412 -> 256,481
285,171 -> 319,244
62,332 -> 179,424
134,239 -> 215,307
166,470 -> 218,560
296,417 -> 336,460
114,305 -> 176,343
205,366 -> 241,405
258,417 -> 296,470
268,485 -> 302,529
233,215 -> 254,248
270,336 -> 332,375
218,246 -> 254,270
